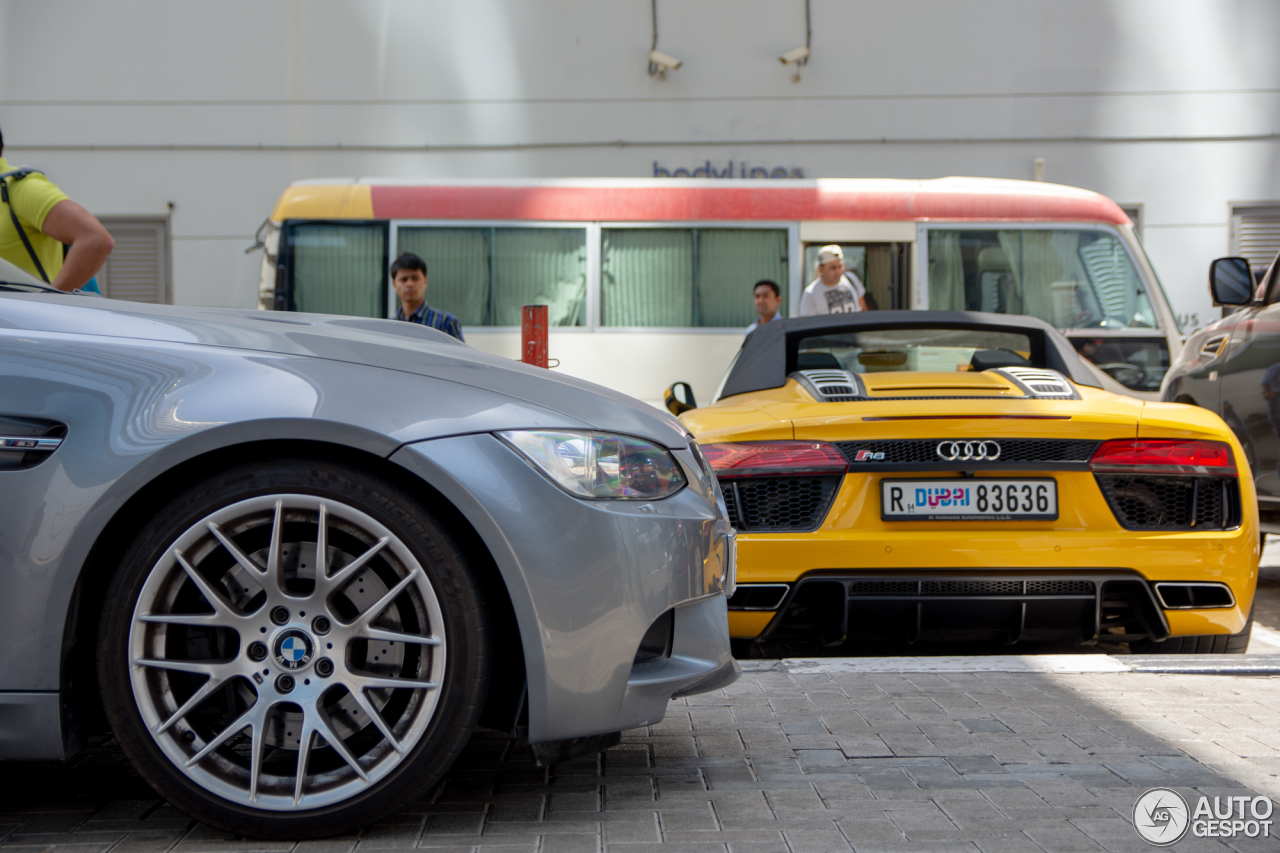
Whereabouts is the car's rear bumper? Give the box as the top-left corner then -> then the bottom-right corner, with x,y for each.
733,570 -> 1177,644
737,532 -> 1254,645
730,508 -> 1258,642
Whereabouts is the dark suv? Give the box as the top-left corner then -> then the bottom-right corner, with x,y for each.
1163,250 -> 1280,533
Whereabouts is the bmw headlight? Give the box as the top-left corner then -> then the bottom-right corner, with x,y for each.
498,430 -> 687,500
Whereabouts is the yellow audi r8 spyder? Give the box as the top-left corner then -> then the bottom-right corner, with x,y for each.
668,312 -> 1259,654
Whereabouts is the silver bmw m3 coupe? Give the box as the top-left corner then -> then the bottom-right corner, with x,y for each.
0,263 -> 737,837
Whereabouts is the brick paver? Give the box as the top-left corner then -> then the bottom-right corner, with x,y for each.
5,668 -> 1280,852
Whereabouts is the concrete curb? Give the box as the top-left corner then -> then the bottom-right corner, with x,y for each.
740,654 -> 1280,675
1123,654 -> 1280,674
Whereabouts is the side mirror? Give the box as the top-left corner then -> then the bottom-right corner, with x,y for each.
664,382 -> 698,416
1210,257 -> 1254,306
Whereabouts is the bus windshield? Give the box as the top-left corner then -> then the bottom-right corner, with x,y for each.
927,228 -> 1156,330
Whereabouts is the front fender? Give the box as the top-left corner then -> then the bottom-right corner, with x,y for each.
0,331 -> 584,693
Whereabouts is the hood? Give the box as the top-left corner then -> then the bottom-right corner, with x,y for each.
0,294 -> 689,448
857,370 -> 1033,399
791,367 -> 1089,403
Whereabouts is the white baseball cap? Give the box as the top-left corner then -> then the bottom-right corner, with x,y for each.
817,245 -> 844,266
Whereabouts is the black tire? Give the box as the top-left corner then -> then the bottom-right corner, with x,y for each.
1130,617 -> 1252,654
97,458 -> 490,838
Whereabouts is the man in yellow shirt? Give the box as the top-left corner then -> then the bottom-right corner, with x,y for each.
0,125 -> 113,291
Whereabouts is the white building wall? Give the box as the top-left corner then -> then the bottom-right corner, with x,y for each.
1,0 -> 1277,338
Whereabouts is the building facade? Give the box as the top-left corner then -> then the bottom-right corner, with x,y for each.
1,0 -> 1277,373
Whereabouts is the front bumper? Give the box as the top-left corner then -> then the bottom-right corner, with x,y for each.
620,593 -> 740,725
391,433 -> 738,744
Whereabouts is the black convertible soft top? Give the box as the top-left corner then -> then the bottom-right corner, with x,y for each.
719,310 -> 1102,400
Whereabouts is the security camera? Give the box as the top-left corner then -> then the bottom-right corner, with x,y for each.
779,46 -> 810,65
649,49 -> 683,71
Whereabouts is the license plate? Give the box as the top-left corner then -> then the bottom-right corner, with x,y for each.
881,478 -> 1058,521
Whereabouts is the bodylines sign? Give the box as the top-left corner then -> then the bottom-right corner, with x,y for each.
653,161 -> 804,179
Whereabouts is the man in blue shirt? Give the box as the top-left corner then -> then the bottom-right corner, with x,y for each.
391,252 -> 464,341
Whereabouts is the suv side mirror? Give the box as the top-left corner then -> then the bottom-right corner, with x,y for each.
1210,257 -> 1255,306
664,382 -> 698,416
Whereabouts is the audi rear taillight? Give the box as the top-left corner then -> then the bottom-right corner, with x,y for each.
701,441 -> 848,478
1089,440 -> 1236,475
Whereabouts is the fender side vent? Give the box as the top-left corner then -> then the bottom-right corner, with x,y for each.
0,417 -> 66,470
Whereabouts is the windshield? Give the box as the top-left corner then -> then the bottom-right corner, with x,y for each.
796,328 -> 1036,374
927,228 -> 1156,330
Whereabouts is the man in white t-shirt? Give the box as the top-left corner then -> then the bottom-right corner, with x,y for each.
799,245 -> 868,316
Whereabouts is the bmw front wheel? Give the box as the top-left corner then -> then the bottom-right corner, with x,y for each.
98,460 -> 489,838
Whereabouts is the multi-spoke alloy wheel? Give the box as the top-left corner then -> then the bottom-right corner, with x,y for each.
100,462 -> 489,837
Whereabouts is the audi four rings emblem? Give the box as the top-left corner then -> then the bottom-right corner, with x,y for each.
936,441 -> 1001,461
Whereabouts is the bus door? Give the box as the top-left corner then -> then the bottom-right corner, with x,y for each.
798,222 -> 916,312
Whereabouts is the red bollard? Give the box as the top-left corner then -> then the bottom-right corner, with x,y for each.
521,304 -> 549,368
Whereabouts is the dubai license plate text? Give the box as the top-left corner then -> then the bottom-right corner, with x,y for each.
881,478 -> 1058,521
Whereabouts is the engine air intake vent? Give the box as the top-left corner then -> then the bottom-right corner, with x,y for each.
994,367 -> 1079,399
1095,474 -> 1241,530
793,369 -> 865,402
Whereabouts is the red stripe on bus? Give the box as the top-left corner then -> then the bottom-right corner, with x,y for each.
368,185 -> 1128,224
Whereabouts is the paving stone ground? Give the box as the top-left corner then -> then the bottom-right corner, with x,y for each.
5,668 -> 1280,853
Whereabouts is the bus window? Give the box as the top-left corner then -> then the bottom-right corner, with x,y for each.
287,222 -> 388,317
601,228 -> 788,327
927,228 -> 1156,330
396,226 -> 586,326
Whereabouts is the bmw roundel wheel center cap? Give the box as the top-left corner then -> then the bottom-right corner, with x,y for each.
273,629 -> 314,670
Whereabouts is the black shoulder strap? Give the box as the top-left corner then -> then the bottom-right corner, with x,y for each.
0,168 -> 42,181
0,168 -> 51,283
